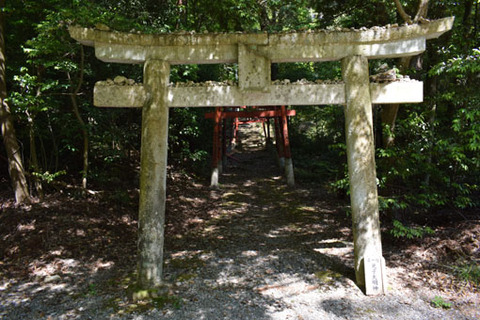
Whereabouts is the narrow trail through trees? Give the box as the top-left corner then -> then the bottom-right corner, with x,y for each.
0,124 -> 478,319
160,123 -> 477,319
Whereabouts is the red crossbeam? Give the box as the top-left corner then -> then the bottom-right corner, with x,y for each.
205,109 -> 296,119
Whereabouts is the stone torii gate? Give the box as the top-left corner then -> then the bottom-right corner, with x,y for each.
69,17 -> 453,295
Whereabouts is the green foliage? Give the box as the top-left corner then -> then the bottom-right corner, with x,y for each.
168,107 -> 210,172
390,220 -> 434,239
454,261 -> 480,286
2,0 -> 479,224
375,100 -> 480,216
430,296 -> 452,309
170,0 -> 322,32
151,294 -> 183,309
32,170 -> 66,184
378,196 -> 408,212
430,48 -> 480,77
85,283 -> 98,296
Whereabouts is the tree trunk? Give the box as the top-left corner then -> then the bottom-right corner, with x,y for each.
0,0 -> 30,204
475,1 -> 478,38
414,0 -> 429,22
28,69 -> 45,199
27,112 -> 43,198
393,0 -> 413,24
380,56 -> 412,148
70,94 -> 88,190
68,46 -> 88,190
44,111 -> 59,171
423,75 -> 437,186
383,0 -> 430,148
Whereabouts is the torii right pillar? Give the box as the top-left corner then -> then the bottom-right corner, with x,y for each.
342,55 -> 386,295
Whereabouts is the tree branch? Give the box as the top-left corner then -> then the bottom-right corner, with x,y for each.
393,0 -> 413,24
73,46 -> 84,96
413,0 -> 429,22
68,45 -> 88,190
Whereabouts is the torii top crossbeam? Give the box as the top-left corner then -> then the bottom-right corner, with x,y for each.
70,18 -> 453,108
70,18 -> 453,64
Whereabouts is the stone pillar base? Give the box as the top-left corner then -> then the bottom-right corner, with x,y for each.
210,167 -> 219,188
284,158 -> 295,187
278,156 -> 285,169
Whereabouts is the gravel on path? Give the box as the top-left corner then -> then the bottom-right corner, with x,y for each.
1,123 -> 478,319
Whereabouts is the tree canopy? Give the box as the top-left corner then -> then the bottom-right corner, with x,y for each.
1,1 -> 479,225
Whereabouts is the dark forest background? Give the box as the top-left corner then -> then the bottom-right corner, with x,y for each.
1,0 -> 479,238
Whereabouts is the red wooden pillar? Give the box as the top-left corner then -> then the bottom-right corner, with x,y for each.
221,115 -> 227,172
233,116 -> 239,147
274,106 -> 285,168
280,106 -> 291,159
281,105 -> 295,186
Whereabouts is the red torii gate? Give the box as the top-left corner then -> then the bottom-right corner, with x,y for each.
205,106 -> 296,187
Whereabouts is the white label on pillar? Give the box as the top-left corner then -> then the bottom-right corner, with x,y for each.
364,254 -> 385,295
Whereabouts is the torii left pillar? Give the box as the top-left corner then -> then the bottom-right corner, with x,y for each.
137,59 -> 170,289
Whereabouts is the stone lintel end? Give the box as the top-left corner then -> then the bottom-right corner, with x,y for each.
423,16 -> 455,40
371,81 -> 423,104
68,26 -> 96,46
94,82 -> 146,107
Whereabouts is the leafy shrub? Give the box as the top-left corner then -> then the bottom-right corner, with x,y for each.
454,261 -> 480,286
430,296 -> 452,309
390,220 -> 434,239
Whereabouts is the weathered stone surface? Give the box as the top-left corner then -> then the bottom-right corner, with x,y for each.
168,84 -> 345,107
284,158 -> 295,187
94,82 -> 147,107
69,26 -> 268,47
69,17 -> 454,64
210,167 -> 220,188
342,55 -> 385,295
238,43 -> 271,91
113,75 -> 128,85
370,81 -> 422,104
167,82 -> 422,107
171,80 -> 235,87
137,59 -> 170,289
92,81 -> 423,108
261,37 -> 426,62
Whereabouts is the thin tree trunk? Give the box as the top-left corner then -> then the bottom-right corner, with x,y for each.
27,68 -> 45,199
0,0 -> 30,204
39,134 -> 48,172
423,76 -> 437,186
414,0 -> 429,22
462,0 -> 474,40
393,0 -> 413,24
383,0 -> 430,148
475,1 -> 478,39
27,111 -> 43,199
68,45 -> 88,190
46,113 -> 59,171
380,56 -> 412,148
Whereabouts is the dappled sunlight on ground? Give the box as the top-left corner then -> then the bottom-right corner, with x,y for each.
0,123 -> 478,319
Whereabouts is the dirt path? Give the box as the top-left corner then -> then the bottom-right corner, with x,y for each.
0,123 -> 478,319
158,124 -> 477,320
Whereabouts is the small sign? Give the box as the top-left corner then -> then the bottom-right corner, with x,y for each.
364,254 -> 386,295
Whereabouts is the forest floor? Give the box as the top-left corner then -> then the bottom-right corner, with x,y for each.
0,124 -> 479,319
